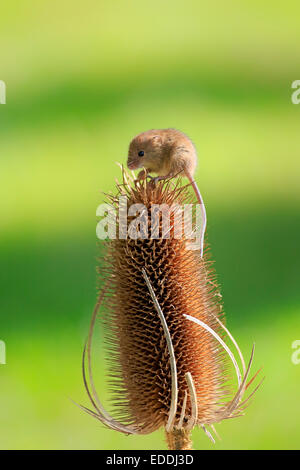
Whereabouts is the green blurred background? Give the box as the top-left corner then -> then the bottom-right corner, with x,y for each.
0,0 -> 299,450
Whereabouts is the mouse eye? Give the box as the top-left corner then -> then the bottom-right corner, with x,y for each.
138,150 -> 144,157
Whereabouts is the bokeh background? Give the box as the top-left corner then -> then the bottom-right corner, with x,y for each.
0,0 -> 299,450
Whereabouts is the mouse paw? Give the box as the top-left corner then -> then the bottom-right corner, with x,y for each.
137,169 -> 148,181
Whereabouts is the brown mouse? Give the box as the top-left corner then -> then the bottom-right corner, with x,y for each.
127,128 -> 207,257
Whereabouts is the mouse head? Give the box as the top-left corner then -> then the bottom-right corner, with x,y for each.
127,130 -> 163,171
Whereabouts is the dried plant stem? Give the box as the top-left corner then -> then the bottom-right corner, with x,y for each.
73,282 -> 141,435
213,315 -> 246,376
143,271 -> 201,450
142,269 -> 178,433
185,372 -> 198,431
178,391 -> 188,430
183,314 -> 243,387
165,428 -> 193,451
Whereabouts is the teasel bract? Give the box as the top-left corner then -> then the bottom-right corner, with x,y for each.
77,168 -> 263,450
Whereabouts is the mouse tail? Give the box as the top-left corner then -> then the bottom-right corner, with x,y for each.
185,170 -> 207,258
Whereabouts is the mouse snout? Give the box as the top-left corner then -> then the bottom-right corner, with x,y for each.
127,159 -> 140,170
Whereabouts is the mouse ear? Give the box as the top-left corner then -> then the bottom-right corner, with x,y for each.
151,135 -> 163,146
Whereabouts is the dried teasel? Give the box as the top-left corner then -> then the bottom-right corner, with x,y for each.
76,168 -> 264,450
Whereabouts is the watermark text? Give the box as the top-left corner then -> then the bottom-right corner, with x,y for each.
291,340 -> 300,365
291,80 -> 300,104
0,80 -> 6,104
0,340 -> 6,364
96,197 -> 204,251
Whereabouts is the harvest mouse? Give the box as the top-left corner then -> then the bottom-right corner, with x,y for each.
127,128 -> 207,257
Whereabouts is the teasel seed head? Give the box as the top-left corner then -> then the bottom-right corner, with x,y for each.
77,168 -> 264,450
